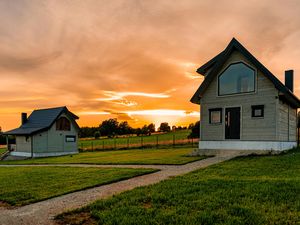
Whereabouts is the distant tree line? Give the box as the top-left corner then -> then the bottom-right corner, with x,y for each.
79,119 -> 191,139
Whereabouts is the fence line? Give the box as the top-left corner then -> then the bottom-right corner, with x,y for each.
79,134 -> 199,151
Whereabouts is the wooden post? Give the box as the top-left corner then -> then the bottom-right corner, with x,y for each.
141,136 -> 143,148
173,134 -> 175,148
6,135 -> 9,151
297,128 -> 300,147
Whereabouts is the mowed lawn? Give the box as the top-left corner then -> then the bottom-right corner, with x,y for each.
1,148 -> 203,165
0,167 -> 155,206
0,148 -> 6,154
57,150 -> 300,225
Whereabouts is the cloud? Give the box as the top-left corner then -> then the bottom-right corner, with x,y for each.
1,0 -> 300,130
0,51 -> 62,72
95,90 -> 171,106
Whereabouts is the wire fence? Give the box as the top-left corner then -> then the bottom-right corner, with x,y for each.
79,135 -> 199,151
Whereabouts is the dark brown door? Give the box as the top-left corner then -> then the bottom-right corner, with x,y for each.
225,107 -> 240,139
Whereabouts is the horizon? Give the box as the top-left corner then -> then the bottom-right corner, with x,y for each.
1,0 -> 300,131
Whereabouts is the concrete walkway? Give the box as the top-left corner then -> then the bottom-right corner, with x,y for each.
0,152 -> 240,225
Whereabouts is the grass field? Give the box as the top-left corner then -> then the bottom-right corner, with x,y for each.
0,167 -> 155,206
57,149 -> 300,225
0,148 -> 203,165
0,148 -> 6,154
79,130 -> 193,150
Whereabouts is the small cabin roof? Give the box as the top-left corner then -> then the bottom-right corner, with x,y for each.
191,38 -> 300,108
4,106 -> 79,135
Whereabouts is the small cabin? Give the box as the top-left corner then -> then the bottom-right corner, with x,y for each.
191,38 -> 300,152
4,106 -> 79,157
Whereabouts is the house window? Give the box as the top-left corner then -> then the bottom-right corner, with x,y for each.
209,108 -> 222,124
56,117 -> 71,131
218,62 -> 255,96
65,135 -> 76,142
252,105 -> 264,118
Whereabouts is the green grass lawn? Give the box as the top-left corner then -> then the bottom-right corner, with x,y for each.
57,149 -> 300,225
0,167 -> 155,206
0,148 -> 6,154
0,148 -> 203,165
79,130 -> 192,149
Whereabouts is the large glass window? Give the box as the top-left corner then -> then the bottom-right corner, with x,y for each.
218,62 -> 255,96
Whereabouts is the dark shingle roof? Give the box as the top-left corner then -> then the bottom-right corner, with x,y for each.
4,106 -> 79,135
191,38 -> 300,108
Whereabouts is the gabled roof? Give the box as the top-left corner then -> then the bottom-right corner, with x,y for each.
191,38 -> 300,108
4,106 -> 79,135
196,50 -> 225,75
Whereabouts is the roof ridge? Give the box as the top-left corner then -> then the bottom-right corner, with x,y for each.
33,106 -> 66,112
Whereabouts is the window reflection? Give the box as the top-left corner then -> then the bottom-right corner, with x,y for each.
218,62 -> 255,95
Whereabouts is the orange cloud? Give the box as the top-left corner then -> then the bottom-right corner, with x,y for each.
0,0 -> 300,131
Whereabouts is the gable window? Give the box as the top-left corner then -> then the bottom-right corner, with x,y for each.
209,108 -> 222,124
251,105 -> 264,118
218,62 -> 255,96
56,117 -> 71,131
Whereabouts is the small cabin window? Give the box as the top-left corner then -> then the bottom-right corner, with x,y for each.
218,62 -> 255,96
252,105 -> 264,118
56,117 -> 71,131
209,108 -> 222,124
65,135 -> 76,142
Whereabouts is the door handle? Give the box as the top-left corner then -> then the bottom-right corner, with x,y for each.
227,112 -> 230,126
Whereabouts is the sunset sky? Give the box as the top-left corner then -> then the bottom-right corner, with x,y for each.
1,0 -> 300,131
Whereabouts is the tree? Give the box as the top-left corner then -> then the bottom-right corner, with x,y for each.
94,131 -> 101,139
135,128 -> 142,136
188,121 -> 200,138
141,125 -> 150,136
118,121 -> 131,135
147,123 -> 155,133
99,118 -> 119,137
158,122 -> 171,132
79,127 -> 99,138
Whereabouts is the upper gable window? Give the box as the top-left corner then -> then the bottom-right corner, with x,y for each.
56,117 -> 71,131
218,62 -> 255,96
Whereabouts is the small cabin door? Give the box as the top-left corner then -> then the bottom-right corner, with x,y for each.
225,107 -> 240,139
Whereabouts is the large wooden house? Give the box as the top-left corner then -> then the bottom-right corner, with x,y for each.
191,38 -> 300,152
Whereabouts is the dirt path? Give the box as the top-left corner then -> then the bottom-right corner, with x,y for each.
0,153 -> 240,225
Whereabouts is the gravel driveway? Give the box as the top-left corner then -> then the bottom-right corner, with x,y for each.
0,152 -> 240,225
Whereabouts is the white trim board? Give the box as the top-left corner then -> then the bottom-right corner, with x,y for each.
10,151 -> 79,158
199,141 -> 297,151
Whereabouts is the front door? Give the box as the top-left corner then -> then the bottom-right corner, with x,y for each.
225,107 -> 240,139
